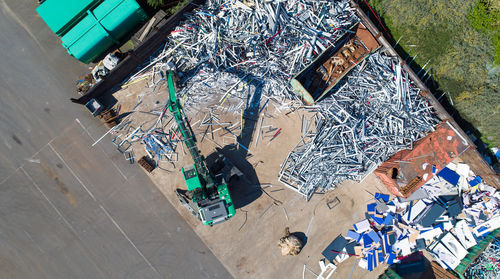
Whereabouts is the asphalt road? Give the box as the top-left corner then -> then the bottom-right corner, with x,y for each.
0,1 -> 231,278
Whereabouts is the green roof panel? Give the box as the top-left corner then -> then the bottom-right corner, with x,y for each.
36,0 -> 101,36
61,15 -> 113,64
59,0 -> 147,63
94,0 -> 145,39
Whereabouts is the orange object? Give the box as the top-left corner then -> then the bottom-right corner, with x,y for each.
375,122 -> 469,198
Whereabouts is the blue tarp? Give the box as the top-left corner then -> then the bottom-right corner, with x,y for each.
378,251 -> 384,263
375,193 -> 390,202
368,230 -> 381,243
322,235 -> 348,262
469,176 -> 482,187
363,234 -> 373,248
372,215 -> 384,225
437,167 -> 460,186
367,253 -> 374,271
367,203 -> 376,213
347,230 -> 361,242
384,213 -> 395,226
387,252 -> 396,265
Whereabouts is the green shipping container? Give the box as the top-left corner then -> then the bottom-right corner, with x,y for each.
36,0 -> 101,36
37,0 -> 148,63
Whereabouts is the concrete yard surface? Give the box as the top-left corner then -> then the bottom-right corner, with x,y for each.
163,173 -> 391,279
0,1 -> 232,278
112,80 -> 392,278
111,71 -> 500,278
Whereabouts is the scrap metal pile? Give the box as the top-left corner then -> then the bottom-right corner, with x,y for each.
174,69 -> 268,112
321,162 -> 500,273
279,52 -> 440,200
124,0 -> 360,102
121,0 -> 440,201
117,0 -> 364,170
464,238 -> 500,279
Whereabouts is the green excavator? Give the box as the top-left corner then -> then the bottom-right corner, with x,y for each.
166,71 -> 237,225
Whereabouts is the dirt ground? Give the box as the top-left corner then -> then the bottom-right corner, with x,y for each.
111,79 -> 397,278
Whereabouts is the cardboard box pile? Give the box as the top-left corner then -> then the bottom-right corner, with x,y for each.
321,162 -> 500,272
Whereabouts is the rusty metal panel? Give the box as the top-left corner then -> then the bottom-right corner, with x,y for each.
375,122 -> 470,198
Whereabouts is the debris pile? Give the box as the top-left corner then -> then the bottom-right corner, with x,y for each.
374,121 -> 470,199
142,131 -> 178,164
321,162 -> 500,272
107,107 -> 180,168
119,0 -> 439,203
124,0 -> 360,103
278,227 -> 303,256
174,69 -> 276,113
279,51 -> 439,200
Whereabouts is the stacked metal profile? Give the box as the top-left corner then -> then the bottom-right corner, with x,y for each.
279,52 -> 439,200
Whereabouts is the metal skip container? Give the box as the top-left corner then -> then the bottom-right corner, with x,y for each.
37,0 -> 148,63
290,22 -> 380,105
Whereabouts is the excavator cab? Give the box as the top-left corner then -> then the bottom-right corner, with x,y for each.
198,199 -> 230,225
181,164 -> 233,225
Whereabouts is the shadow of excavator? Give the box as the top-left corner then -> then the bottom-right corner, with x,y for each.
204,75 -> 266,209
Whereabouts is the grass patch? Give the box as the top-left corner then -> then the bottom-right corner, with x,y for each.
165,0 -> 190,16
468,0 -> 500,63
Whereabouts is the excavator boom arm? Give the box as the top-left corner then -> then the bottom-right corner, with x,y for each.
166,71 -> 212,181
166,71 -> 235,225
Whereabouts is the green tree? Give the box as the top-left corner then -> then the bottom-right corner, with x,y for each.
147,0 -> 167,8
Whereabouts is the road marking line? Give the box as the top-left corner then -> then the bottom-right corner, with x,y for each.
0,123 -> 75,186
20,167 -> 79,234
0,0 -> 45,51
47,140 -> 158,275
99,204 -> 161,277
8,120 -> 159,276
31,122 -> 74,158
110,160 -> 128,181
75,118 -> 96,141
21,167 -> 110,278
0,167 -> 20,186
75,118 -> 128,181
23,230 -> 45,255
48,143 -> 97,202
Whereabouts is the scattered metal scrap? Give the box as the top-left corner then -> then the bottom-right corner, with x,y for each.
114,0 -> 363,172
326,197 -> 341,210
464,239 -> 500,279
109,104 -> 181,167
279,51 -> 439,200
